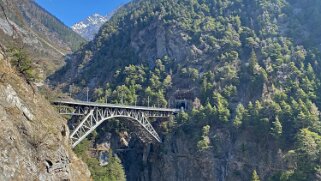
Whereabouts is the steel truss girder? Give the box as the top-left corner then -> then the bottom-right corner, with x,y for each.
57,106 -> 87,116
66,106 -> 172,148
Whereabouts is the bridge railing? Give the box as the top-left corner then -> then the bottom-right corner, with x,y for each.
53,100 -> 180,113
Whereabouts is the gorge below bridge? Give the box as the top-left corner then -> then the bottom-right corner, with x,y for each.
53,100 -> 180,148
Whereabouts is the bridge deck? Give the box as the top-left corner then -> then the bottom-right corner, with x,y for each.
53,100 -> 180,113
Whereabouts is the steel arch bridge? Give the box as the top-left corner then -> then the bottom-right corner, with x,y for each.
53,100 -> 179,148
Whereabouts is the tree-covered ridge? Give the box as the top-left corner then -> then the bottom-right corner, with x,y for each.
0,0 -> 86,78
0,0 -> 87,79
29,1 -> 86,51
286,0 -> 321,49
93,58 -> 172,107
52,0 -> 321,180
0,0 -> 85,51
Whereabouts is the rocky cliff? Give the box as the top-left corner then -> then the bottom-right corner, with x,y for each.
119,127 -> 285,181
0,52 -> 90,180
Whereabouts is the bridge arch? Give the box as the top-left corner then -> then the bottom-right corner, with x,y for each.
70,112 -> 161,148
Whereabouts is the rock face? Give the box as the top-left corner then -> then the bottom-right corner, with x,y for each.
0,54 -> 90,180
121,127 -> 284,181
72,13 -> 110,40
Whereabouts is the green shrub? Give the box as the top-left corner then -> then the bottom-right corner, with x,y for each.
9,48 -> 38,82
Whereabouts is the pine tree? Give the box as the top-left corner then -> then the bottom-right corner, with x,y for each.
233,103 -> 245,128
213,92 -> 230,122
251,170 -> 260,181
271,117 -> 283,137
249,50 -> 258,75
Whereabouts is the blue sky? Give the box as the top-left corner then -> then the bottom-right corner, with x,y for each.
36,0 -> 131,27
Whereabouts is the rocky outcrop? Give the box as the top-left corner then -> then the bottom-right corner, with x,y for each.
0,53 -> 90,180
130,21 -> 191,67
121,127 -> 285,181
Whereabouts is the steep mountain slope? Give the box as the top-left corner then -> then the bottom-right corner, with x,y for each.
285,0 -> 321,49
51,0 -> 321,180
0,51 -> 90,180
72,13 -> 110,40
0,0 -> 86,77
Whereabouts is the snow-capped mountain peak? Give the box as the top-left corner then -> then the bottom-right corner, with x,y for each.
72,13 -> 109,40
